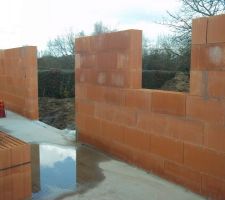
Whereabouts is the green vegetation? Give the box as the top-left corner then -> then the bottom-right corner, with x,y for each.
142,70 -> 176,89
38,70 -> 74,98
38,1 -> 225,97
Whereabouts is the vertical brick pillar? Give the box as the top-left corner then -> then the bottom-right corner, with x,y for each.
75,30 -> 142,89
190,15 -> 225,98
75,30 -> 142,146
189,14 -> 225,199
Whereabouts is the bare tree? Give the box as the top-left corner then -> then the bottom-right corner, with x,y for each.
46,31 -> 75,57
164,0 -> 225,45
92,21 -> 116,35
45,30 -> 85,57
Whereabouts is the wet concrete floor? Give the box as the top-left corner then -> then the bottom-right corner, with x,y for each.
30,143 -> 109,200
31,143 -> 76,200
0,111 -> 206,200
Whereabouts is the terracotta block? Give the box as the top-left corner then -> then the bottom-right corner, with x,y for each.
21,46 -> 37,60
23,164 -> 32,199
11,144 -> 31,167
124,127 -> 150,151
95,102 -> 115,121
208,71 -> 225,98
186,96 -> 225,124
75,68 -> 94,84
191,44 -> 225,70
101,120 -> 125,142
207,14 -> 225,43
75,113 -> 86,131
137,112 -> 153,132
5,47 -> 21,58
76,99 -> 95,115
98,30 -> 134,51
130,29 -> 142,54
80,53 -> 97,68
117,51 -> 130,69
104,87 -> 125,105
0,148 -> 11,170
0,169 -> 12,200
190,44 -> 203,70
138,113 -> 202,144
151,134 -> 183,163
0,132 -> 31,170
127,69 -> 142,89
75,36 -> 92,53
113,107 -> 137,127
151,91 -> 186,116
97,51 -> 118,70
109,70 -> 127,88
124,89 -> 151,110
12,164 -> 31,200
75,84 -> 87,100
192,17 -> 208,45
107,69 -> 142,89
78,131 -> 93,144
164,161 -> 202,193
0,171 -> 3,200
204,124 -> 225,153
24,110 -> 39,120
184,143 -> 225,179
202,174 -> 225,200
95,71 -> 109,86
110,141 -> 133,163
91,136 -> 111,153
133,150 -> 165,175
75,54 -> 81,69
139,113 -> 202,141
86,85 -> 104,102
150,114 -> 169,136
190,70 -> 206,96
11,166 -> 25,200
165,117 -> 204,145
84,116 -> 101,137
76,30 -> 140,53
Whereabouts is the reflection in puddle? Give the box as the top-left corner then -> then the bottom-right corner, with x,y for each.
31,143 -> 76,200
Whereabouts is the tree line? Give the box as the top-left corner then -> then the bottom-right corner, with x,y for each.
38,0 -> 225,97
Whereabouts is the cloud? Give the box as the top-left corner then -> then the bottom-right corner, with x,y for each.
0,0 -> 179,50
40,144 -> 76,168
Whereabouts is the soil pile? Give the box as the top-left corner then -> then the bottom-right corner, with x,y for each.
39,97 -> 75,130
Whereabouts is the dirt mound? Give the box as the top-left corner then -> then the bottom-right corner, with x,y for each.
39,97 -> 75,130
160,72 -> 190,92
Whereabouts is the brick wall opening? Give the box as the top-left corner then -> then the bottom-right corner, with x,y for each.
142,36 -> 190,92
75,14 -> 225,200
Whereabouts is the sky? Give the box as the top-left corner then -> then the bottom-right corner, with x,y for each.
0,0 -> 180,51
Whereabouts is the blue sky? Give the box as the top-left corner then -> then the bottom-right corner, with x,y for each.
0,0 -> 180,50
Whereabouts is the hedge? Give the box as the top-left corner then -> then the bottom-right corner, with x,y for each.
38,69 -> 75,98
142,70 -> 176,89
38,69 -> 176,98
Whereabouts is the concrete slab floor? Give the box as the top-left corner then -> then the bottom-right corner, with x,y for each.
0,111 -> 206,200
0,110 -> 75,145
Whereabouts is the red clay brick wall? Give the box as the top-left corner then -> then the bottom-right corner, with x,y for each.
0,46 -> 38,120
75,15 -> 225,200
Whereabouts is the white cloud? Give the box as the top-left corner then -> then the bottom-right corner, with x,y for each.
40,144 -> 76,168
0,0 -> 179,50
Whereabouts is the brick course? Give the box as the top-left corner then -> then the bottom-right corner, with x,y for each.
76,18 -> 225,199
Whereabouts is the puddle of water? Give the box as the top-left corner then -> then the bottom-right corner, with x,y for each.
31,143 -> 76,200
